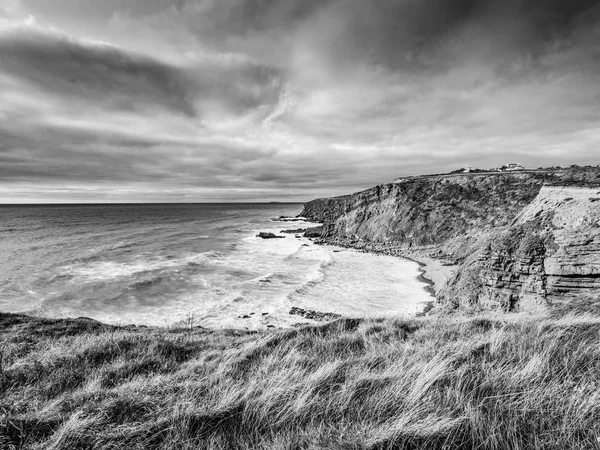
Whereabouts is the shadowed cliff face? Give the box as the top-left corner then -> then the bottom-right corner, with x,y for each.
303,174 -> 545,246
302,168 -> 600,244
302,167 -> 600,311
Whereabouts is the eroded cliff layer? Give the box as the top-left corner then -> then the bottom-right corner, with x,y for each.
301,167 -> 600,311
440,186 -> 600,311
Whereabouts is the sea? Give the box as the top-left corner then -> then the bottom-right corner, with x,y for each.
0,204 -> 432,329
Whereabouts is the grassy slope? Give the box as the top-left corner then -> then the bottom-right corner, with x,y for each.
1,310 -> 600,450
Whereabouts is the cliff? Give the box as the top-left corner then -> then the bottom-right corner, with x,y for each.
301,167 -> 600,311
439,186 -> 600,311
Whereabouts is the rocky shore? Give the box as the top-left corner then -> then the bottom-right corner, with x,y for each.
300,166 -> 600,313
288,307 -> 342,322
255,221 -> 436,324
256,231 -> 285,239
232,307 -> 343,328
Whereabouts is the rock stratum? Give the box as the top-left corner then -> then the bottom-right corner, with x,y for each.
301,167 -> 600,312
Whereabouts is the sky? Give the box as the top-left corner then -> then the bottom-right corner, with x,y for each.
0,0 -> 599,203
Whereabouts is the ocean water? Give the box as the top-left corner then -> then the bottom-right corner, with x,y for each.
0,204 -> 432,328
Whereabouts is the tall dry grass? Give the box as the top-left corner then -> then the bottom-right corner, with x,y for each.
1,311 -> 599,449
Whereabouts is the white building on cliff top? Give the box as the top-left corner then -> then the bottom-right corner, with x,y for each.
493,163 -> 525,172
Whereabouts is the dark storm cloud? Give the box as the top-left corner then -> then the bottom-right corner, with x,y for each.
1,0 -> 600,202
0,28 -> 284,119
174,0 -> 600,68
0,29 -> 199,117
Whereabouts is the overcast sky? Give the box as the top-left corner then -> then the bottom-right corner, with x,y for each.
1,0 -> 599,203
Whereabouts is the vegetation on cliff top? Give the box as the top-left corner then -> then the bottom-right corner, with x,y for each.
1,309 -> 599,450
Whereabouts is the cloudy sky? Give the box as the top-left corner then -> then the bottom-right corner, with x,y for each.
1,0 -> 599,203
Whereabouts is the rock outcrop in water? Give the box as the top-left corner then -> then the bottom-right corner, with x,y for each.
301,167 -> 600,312
257,232 -> 285,239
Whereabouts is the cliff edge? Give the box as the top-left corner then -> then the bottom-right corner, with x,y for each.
301,166 -> 600,312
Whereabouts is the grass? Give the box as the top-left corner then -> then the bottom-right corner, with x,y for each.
1,311 -> 599,449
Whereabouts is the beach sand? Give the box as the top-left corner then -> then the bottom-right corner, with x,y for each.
312,239 -> 458,303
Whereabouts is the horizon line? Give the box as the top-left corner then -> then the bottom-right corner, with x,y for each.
0,201 -> 306,206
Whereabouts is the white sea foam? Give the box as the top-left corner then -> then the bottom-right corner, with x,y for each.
171,227 -> 430,329
40,237 -> 431,328
3,205 -> 431,329
288,248 -> 432,318
57,250 -> 224,283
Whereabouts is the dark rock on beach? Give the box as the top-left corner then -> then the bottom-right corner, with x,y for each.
272,216 -> 308,222
257,232 -> 285,239
289,307 -> 342,322
303,227 -> 324,238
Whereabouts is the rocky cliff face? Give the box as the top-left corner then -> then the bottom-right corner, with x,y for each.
301,167 -> 600,311
440,186 -> 600,311
303,173 -> 548,247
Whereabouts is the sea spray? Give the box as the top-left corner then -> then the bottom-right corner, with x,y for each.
1,204 -> 431,328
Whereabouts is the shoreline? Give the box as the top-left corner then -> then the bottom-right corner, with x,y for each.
275,215 -> 451,317
5,213 -> 451,330
258,220 -> 444,321
308,237 -> 458,310
403,256 -> 437,297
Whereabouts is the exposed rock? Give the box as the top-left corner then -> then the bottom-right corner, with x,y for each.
280,228 -> 307,234
300,167 -> 600,312
257,232 -> 285,239
289,307 -> 342,322
438,186 -> 600,311
302,170 -> 599,247
303,226 -> 324,238
271,216 -> 309,222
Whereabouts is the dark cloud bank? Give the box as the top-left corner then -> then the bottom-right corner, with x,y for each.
1,0 -> 599,202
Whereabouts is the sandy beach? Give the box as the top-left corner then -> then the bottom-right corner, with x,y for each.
312,238 -> 458,302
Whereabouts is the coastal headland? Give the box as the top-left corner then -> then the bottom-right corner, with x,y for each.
301,165 -> 600,313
